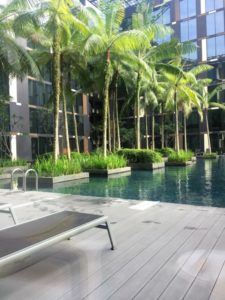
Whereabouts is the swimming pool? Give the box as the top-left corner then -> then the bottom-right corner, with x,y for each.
42,157 -> 225,208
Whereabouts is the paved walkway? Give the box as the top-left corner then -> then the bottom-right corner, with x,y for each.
0,189 -> 225,300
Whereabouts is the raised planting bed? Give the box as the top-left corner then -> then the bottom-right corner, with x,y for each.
165,160 -> 194,166
0,165 -> 29,180
197,153 -> 218,159
130,162 -> 165,170
86,167 -> 131,177
18,172 -> 89,188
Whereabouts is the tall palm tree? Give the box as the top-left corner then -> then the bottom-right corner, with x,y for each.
81,0 -> 150,156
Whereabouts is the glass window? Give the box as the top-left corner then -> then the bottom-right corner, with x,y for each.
207,35 -> 225,58
180,19 -> 197,42
183,42 -> 198,61
28,80 -> 52,106
30,108 -> 53,134
206,0 -> 223,12
179,0 -> 196,19
207,11 -> 224,36
153,7 -> 171,24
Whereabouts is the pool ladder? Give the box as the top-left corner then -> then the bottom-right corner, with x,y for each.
11,168 -> 38,191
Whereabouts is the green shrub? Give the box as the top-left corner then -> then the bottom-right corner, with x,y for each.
157,147 -> 175,157
168,150 -> 193,163
117,149 -> 163,163
33,157 -> 82,176
81,153 -> 127,170
202,152 -> 218,159
0,159 -> 27,168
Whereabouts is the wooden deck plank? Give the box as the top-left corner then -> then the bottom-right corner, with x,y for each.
110,209 -> 219,300
156,215 -> 225,300
58,210 -> 201,300
25,206 -> 187,300
209,261 -> 225,300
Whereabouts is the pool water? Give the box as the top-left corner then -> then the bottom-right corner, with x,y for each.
42,157 -> 225,208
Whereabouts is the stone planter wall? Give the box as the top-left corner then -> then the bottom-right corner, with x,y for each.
130,162 -> 165,170
18,172 -> 89,188
166,160 -> 193,166
87,167 -> 131,177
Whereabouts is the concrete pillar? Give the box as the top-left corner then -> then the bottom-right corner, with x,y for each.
10,135 -> 17,160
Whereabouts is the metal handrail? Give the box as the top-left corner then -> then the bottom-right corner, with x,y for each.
11,168 -> 24,190
23,169 -> 38,191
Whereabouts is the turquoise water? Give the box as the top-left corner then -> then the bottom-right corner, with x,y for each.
43,157 -> 225,208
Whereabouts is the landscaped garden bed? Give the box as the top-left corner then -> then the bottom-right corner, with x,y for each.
166,150 -> 195,166
81,153 -> 130,177
0,159 -> 28,180
117,149 -> 164,170
197,152 -> 218,159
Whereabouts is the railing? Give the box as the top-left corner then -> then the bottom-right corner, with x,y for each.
11,168 -> 38,192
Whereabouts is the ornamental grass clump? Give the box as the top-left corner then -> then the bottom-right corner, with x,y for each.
34,156 -> 82,177
168,150 -> 193,163
157,147 -> 175,157
202,152 -> 218,159
117,149 -> 163,163
81,153 -> 127,170
0,159 -> 27,168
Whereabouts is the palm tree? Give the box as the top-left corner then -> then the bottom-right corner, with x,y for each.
195,79 -> 225,153
81,0 -> 150,156
13,0 -> 89,161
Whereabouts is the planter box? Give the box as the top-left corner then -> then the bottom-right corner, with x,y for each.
0,174 -> 11,180
130,162 -> 165,170
197,155 -> 218,160
18,172 -> 89,188
87,167 -> 131,177
166,160 -> 193,166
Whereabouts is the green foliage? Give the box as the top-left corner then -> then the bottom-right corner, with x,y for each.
117,148 -> 163,163
34,157 -> 82,177
157,147 -> 175,157
202,152 -> 218,159
168,150 -> 193,163
81,153 -> 127,170
0,159 -> 27,168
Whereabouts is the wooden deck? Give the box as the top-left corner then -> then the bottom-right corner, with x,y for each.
0,190 -> 225,300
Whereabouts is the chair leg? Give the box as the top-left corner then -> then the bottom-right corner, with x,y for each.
105,221 -> 116,250
9,207 -> 17,224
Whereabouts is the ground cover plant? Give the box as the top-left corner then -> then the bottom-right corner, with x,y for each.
81,153 -> 128,170
202,152 -> 218,159
168,150 -> 193,163
117,149 -> 163,163
0,159 -> 27,168
157,147 -> 175,157
33,156 -> 82,177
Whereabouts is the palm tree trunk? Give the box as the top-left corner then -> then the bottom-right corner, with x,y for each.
205,109 -> 211,153
151,110 -> 155,151
175,91 -> 180,152
112,89 -> 116,152
61,80 -> 71,160
135,73 -> 141,149
161,106 -> 165,149
72,104 -> 80,153
145,113 -> 149,149
103,49 -> 111,157
52,30 -> 60,162
108,104 -> 112,153
115,73 -> 121,150
183,112 -> 187,152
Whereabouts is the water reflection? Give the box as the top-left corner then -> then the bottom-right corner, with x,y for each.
42,157 -> 225,208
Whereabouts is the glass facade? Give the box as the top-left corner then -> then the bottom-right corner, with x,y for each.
205,0 -> 223,12
30,108 -> 53,134
206,11 -> 224,36
28,79 -> 52,106
180,19 -> 197,41
153,7 -> 171,25
207,35 -> 225,58
180,0 -> 196,19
